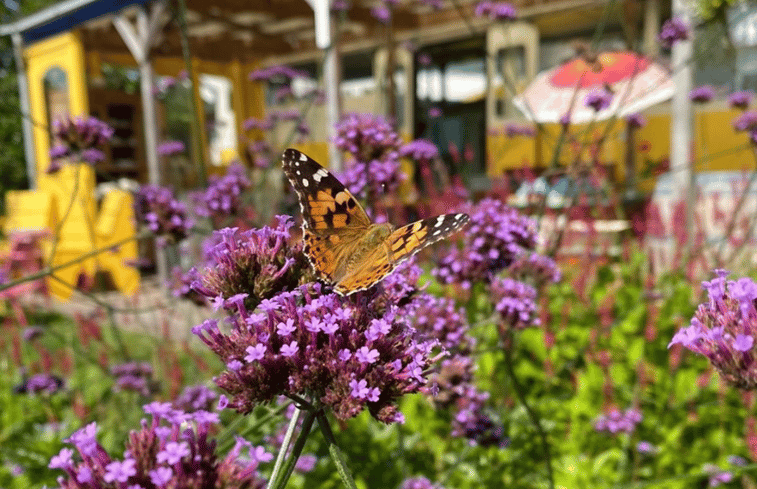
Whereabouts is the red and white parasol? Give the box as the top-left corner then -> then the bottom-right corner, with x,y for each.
512,51 -> 675,124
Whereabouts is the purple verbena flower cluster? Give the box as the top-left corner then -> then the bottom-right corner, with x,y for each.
14,373 -> 65,394
733,111 -> 757,143
400,139 -> 439,162
249,65 -> 308,82
174,384 -> 218,413
110,362 -> 156,397
244,140 -> 273,169
474,1 -> 517,21
626,113 -> 647,129
193,265 -> 439,423
505,123 -> 536,138
410,295 -> 474,353
703,464 -> 734,487
157,140 -> 186,157
193,163 -> 251,222
507,252 -> 562,288
334,113 -> 405,201
452,387 -> 507,447
169,266 -> 206,305
690,85 -> 715,103
371,4 -> 391,23
401,476 -> 445,489
594,407 -> 643,435
490,277 -> 540,330
659,17 -> 689,48
192,217 -> 314,312
243,116 -> 275,132
49,404 -> 269,489
48,116 -> 114,171
434,198 -> 538,288
585,89 -> 614,112
134,185 -> 193,245
729,91 -> 753,110
669,270 -> 757,389
22,325 -> 44,342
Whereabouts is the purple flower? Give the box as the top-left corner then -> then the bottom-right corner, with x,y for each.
51,403 -> 267,489
636,441 -> 657,454
729,91 -> 753,109
585,89 -> 613,112
434,198 -> 537,287
49,448 -> 74,469
505,124 -> 536,138
193,262 -> 438,423
334,113 -> 406,202
560,112 -> 571,126
280,341 -> 299,357
246,344 -> 267,362
104,458 -> 137,483
401,139 -> 439,162
507,252 -> 562,288
594,407 -> 643,435
411,295 -> 474,353
149,466 -> 173,486
192,218 -> 314,311
243,116 -> 275,132
355,346 -> 380,364
659,17 -> 689,48
690,85 -> 715,103
16,373 -> 65,394
193,163 -> 251,222
157,140 -> 185,156
474,1 -> 516,21
157,441 -> 190,464
371,5 -> 391,23
490,277 -> 540,330
401,476 -> 445,489
249,65 -> 308,82
626,113 -> 647,129
734,111 -> 757,132
704,464 -> 734,487
134,185 -> 193,244
294,454 -> 317,473
418,53 -> 432,66
173,384 -> 218,413
49,115 -> 113,168
670,271 -> 757,388
428,106 -> 442,118
332,0 -> 350,12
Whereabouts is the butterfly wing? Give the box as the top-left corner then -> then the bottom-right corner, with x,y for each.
334,213 -> 470,295
282,148 -> 372,282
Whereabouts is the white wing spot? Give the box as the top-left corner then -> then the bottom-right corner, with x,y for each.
300,153 -> 307,161
302,179 -> 310,187
433,230 -> 441,236
296,170 -> 301,175
313,168 -> 328,182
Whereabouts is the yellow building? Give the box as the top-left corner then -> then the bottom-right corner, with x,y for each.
1,0 -> 753,295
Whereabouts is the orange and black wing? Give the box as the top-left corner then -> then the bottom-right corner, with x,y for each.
282,148 -> 371,282
334,213 -> 469,295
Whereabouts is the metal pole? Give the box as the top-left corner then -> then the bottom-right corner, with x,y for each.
11,33 -> 37,189
670,0 -> 694,248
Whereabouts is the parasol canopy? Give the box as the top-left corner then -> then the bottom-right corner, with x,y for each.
512,51 -> 675,124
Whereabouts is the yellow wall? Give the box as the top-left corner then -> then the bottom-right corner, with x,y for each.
25,32 -> 90,186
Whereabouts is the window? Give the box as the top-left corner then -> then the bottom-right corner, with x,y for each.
43,67 -> 69,144
494,46 -> 526,117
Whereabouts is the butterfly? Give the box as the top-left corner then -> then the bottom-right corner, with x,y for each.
282,148 -> 469,295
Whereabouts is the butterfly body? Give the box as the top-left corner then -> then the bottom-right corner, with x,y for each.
282,148 -> 469,295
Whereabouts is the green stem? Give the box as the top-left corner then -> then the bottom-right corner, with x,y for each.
0,230 -> 150,293
503,332 -> 555,489
218,401 -> 291,451
269,408 -> 316,489
317,411 -> 359,489
267,407 -> 302,489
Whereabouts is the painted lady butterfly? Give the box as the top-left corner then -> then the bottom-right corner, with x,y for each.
282,148 -> 469,295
